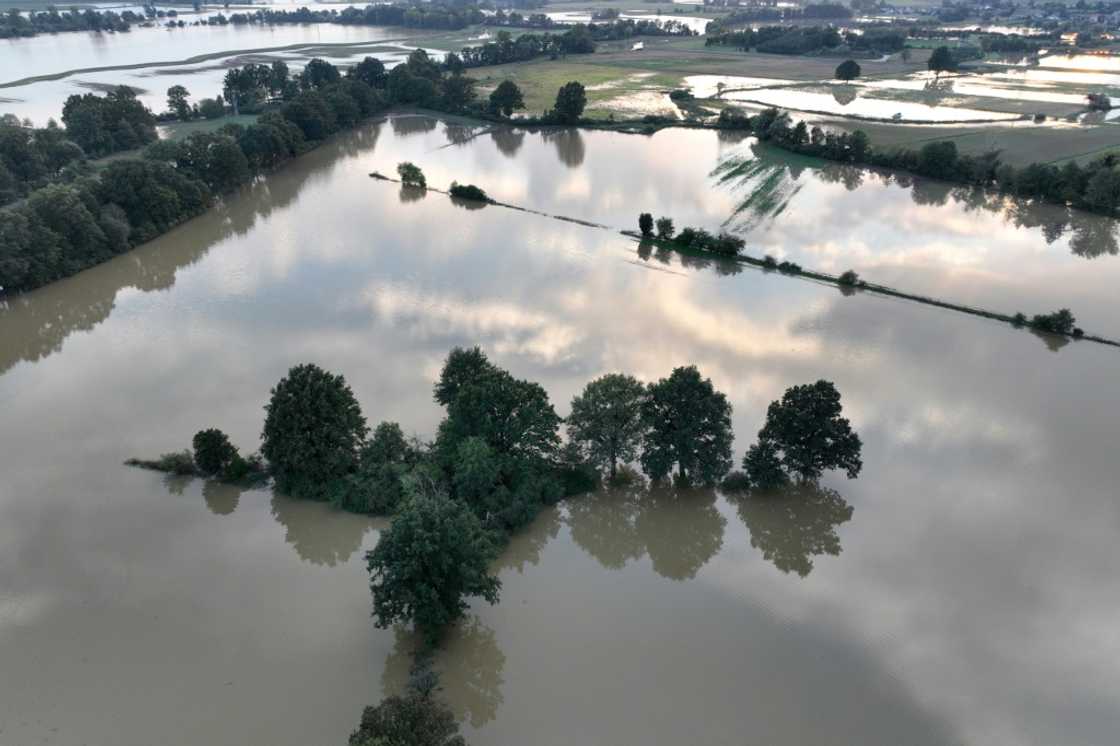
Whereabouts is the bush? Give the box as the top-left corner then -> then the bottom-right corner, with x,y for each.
126,450 -> 197,475
397,161 -> 426,188
192,428 -> 238,476
197,97 -> 225,119
778,260 -> 802,274
448,182 -> 489,202
1030,308 -> 1076,335
638,212 -> 654,236
838,269 -> 860,286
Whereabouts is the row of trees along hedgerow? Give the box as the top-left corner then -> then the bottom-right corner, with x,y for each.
716,106 -> 1120,217
131,346 -> 862,645
0,54 -> 562,295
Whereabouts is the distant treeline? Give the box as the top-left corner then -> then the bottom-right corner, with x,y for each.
706,25 -> 905,55
0,53 -> 476,294
707,2 -> 851,30
220,4 -> 487,31
718,106 -> 1120,217
0,7 -> 139,38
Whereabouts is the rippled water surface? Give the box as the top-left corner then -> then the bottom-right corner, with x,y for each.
2,118 -> 1120,746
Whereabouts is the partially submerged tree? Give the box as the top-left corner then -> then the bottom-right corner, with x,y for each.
367,483 -> 501,643
638,212 -> 654,237
348,659 -> 466,746
640,366 -> 733,486
192,428 -> 237,476
743,380 -> 862,487
398,161 -> 426,188
928,45 -> 956,74
567,373 -> 646,481
261,363 -> 368,500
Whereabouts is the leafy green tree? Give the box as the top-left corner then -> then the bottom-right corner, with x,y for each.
348,56 -> 387,88
331,421 -> 416,514
261,363 -> 368,500
747,380 -> 862,484
638,212 -> 654,236
918,140 -> 958,180
835,59 -> 861,81
488,80 -> 525,117
928,45 -> 956,73
166,85 -> 191,120
740,440 -> 788,489
1083,168 -> 1120,212
655,216 -> 674,240
442,73 -> 476,112
551,81 -> 586,124
299,57 -> 342,90
567,373 -> 646,481
398,161 -> 426,188
434,346 -> 493,406
640,366 -> 734,486
269,60 -> 290,96
367,484 -> 501,643
192,428 -> 237,476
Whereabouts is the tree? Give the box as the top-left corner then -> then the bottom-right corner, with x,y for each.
398,161 -> 426,188
348,56 -> 387,89
192,428 -> 237,476
331,421 -> 416,514
488,80 -> 525,117
655,216 -> 674,240
918,140 -> 958,180
434,346 -> 493,407
567,373 -> 646,481
261,363 -> 368,500
551,81 -> 586,124
746,380 -> 862,485
300,57 -> 341,90
640,366 -> 733,486
367,484 -> 501,642
441,73 -> 476,112
928,46 -> 956,74
638,212 -> 654,236
166,85 -> 191,120
835,59 -> 861,81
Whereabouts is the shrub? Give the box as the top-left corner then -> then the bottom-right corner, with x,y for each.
721,470 -> 753,492
778,260 -> 802,274
838,269 -> 860,286
448,182 -> 489,202
192,428 -> 238,476
1030,308 -> 1076,335
638,212 -> 654,236
125,450 -> 197,475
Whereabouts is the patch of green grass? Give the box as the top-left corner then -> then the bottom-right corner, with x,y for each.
159,114 -> 259,140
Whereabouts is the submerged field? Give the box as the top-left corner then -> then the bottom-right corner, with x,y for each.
2,117 -> 1120,746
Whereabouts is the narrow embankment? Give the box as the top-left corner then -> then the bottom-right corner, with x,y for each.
369,171 -> 1120,350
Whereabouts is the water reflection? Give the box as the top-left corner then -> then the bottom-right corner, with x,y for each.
734,486 -> 853,578
0,128 -> 368,377
832,84 -> 858,106
716,142 -> 1120,258
451,195 -> 488,211
382,617 -> 506,727
567,487 -> 726,580
269,494 -> 378,567
493,504 -> 562,575
399,184 -> 427,203
203,480 -> 243,516
490,127 -> 524,158
390,115 -> 438,136
541,127 -> 585,168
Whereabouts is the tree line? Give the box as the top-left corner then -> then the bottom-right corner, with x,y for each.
130,346 -> 862,643
717,106 -> 1120,217
706,24 -> 905,55
0,6 -> 137,38
2,53 -> 529,294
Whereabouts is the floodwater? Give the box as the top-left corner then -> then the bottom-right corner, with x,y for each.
544,10 -> 711,35
3,118 -> 1120,746
0,22 -> 431,124
721,86 -> 1021,122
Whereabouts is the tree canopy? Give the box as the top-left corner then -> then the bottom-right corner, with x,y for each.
744,380 -> 862,487
928,45 -> 956,73
488,80 -> 526,117
366,483 -> 501,642
567,373 -> 646,481
551,81 -> 587,124
835,59 -> 861,81
261,363 -> 368,500
640,366 -> 734,486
